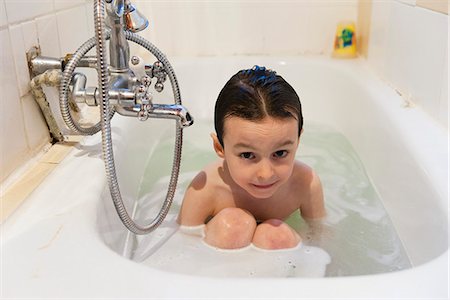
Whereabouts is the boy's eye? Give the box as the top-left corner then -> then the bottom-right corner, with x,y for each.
240,152 -> 255,159
273,150 -> 288,158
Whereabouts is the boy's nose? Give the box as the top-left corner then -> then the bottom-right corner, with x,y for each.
256,159 -> 274,180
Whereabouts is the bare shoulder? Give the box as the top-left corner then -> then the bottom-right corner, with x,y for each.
291,160 -> 320,189
292,160 -> 325,219
292,160 -> 315,180
177,160 -> 229,225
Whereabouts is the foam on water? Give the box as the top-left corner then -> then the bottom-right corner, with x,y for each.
141,223 -> 330,278
132,120 -> 411,277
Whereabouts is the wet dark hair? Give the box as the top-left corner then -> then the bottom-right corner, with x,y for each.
214,65 -> 303,147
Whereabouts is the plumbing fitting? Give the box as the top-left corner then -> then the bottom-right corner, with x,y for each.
28,0 -> 193,235
92,0 -> 193,235
30,69 -> 65,143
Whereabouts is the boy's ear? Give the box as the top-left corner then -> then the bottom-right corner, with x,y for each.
210,133 -> 225,158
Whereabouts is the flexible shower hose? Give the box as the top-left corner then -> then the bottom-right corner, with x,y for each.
59,0 -> 183,234
95,0 -> 184,234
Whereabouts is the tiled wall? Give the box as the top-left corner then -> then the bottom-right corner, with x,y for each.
367,0 -> 448,128
137,1 -> 358,57
0,0 -> 94,184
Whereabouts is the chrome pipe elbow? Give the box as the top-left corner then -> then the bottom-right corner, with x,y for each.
71,73 -> 98,106
148,104 -> 194,128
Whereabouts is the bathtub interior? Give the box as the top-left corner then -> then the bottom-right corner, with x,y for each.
97,57 -> 448,277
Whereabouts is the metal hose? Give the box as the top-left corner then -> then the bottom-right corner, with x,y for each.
59,36 -> 113,135
94,0 -> 184,234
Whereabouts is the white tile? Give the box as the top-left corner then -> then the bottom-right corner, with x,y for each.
21,93 -> 50,151
0,0 -> 7,27
4,0 -> 53,24
146,2 -> 175,56
192,2 -> 220,56
36,13 -> 61,57
228,2 -> 265,55
134,1 -> 158,54
56,5 -> 90,54
158,2 -> 197,56
409,6 -> 448,118
262,2 -> 309,55
54,0 -> 84,11
384,2 -> 447,122
20,20 -> 39,51
438,53 -> 448,129
367,1 -> 393,76
8,25 -> 31,97
191,1 -> 238,56
384,2 -> 419,99
0,29 -> 29,181
84,1 -> 94,38
19,20 -> 39,95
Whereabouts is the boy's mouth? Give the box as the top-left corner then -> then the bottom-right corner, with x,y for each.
251,182 -> 276,189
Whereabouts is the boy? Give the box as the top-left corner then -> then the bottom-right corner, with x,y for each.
177,66 -> 325,250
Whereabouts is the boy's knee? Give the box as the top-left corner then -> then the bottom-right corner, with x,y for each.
252,219 -> 301,250
204,207 -> 257,249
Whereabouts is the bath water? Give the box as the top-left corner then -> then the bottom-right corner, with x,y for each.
132,120 -> 411,277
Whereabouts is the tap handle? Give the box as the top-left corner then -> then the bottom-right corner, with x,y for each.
152,61 -> 167,92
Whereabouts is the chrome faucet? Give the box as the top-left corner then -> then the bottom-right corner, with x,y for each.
28,0 -> 193,235
29,0 -> 194,129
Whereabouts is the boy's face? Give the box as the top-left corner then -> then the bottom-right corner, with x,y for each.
213,116 -> 300,199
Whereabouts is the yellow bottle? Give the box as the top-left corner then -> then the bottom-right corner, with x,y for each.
332,21 -> 357,58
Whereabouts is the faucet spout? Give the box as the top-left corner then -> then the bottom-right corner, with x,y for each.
148,104 -> 194,128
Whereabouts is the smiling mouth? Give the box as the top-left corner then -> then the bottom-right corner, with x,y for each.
252,182 -> 276,189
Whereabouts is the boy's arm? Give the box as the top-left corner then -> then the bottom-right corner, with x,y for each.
299,170 -> 326,220
177,171 -> 215,226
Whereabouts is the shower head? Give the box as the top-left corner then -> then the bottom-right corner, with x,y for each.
124,0 -> 149,32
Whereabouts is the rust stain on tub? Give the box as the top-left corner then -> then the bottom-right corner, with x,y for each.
38,225 -> 63,250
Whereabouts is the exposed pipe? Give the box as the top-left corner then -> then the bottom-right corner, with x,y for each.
30,69 -> 65,143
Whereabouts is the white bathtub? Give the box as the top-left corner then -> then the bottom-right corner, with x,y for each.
2,56 -> 448,298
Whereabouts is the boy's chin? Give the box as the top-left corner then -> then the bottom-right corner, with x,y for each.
245,185 -> 278,199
